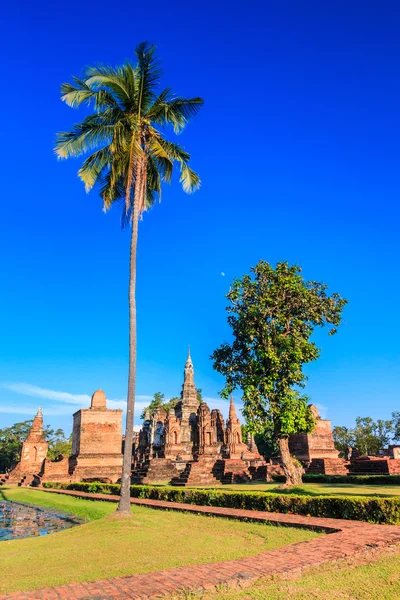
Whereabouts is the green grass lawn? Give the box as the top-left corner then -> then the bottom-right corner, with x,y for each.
176,550 -> 400,599
0,487 -> 319,594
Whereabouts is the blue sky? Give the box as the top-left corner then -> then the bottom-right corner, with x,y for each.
1,0 -> 399,434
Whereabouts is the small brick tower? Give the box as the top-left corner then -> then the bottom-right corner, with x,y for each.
225,394 -> 248,459
8,407 -> 48,484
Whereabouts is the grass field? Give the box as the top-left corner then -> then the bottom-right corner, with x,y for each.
174,550 -> 400,600
0,487 -> 319,594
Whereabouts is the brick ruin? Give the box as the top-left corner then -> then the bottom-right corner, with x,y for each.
4,391 -> 123,486
4,351 -> 400,486
7,407 -> 49,486
68,389 -> 123,482
132,349 -> 265,485
286,405 -> 400,476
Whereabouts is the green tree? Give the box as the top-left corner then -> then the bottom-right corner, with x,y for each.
55,42 -> 203,513
140,393 -> 181,420
392,412 -> 400,442
46,429 -> 72,460
241,422 -> 279,459
0,421 -> 33,472
352,416 -> 393,456
196,388 -> 203,402
140,392 -> 165,420
211,260 -> 347,486
332,425 -> 354,458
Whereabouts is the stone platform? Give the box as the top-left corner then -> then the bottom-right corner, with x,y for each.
2,488 -> 399,600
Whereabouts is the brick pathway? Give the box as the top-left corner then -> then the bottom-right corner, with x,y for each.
2,488 -> 400,600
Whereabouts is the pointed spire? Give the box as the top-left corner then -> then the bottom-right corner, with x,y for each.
186,345 -> 192,366
26,406 -> 45,442
229,394 -> 237,421
184,346 -> 194,383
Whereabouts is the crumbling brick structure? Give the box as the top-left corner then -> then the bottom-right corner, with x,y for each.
69,390 -> 123,483
7,407 -> 48,485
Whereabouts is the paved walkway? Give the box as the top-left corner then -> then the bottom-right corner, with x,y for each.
2,489 -> 400,600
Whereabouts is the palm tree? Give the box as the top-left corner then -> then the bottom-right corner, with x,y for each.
55,42 -> 203,513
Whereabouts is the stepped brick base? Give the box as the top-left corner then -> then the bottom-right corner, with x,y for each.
306,458 -> 350,475
171,457 -> 224,486
221,459 -> 251,483
141,458 -> 180,483
349,458 -> 400,476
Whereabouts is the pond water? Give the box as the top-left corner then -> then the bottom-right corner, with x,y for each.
0,501 -> 83,541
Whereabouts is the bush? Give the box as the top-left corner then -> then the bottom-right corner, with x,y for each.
272,474 -> 400,485
42,482 -> 400,525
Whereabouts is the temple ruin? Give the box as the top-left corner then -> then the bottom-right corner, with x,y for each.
4,350 -> 400,487
132,349 -> 265,485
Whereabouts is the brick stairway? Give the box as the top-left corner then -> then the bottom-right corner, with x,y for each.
170,457 -> 224,486
131,458 -> 179,484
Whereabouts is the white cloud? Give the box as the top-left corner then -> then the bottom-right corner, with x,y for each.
2,383 -> 90,405
0,383 -> 154,418
221,272 -> 225,276
0,403 -> 76,416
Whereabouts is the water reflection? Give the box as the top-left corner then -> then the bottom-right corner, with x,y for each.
0,501 -> 83,541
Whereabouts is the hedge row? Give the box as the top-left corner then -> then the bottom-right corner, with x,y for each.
272,474 -> 400,485
42,482 -> 400,525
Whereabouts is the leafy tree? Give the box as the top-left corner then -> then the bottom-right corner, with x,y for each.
55,42 -> 203,513
352,417 -> 393,456
140,392 -> 165,420
197,388 -> 203,402
46,429 -> 72,460
140,392 -> 182,420
392,412 -> 400,441
241,422 -> 279,460
332,425 -> 354,458
333,417 -> 395,457
211,260 -> 347,486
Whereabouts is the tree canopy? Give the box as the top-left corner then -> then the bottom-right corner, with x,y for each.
211,260 -> 347,485
55,42 -> 203,220
333,416 -> 396,457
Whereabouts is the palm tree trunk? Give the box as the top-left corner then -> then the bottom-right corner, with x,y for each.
117,169 -> 141,514
278,437 -> 303,487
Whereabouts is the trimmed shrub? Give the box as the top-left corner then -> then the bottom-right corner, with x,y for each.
272,474 -> 400,485
41,482 -> 400,525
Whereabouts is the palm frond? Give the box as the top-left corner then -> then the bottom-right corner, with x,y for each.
84,65 -> 132,107
149,134 -> 190,163
179,164 -> 201,193
148,97 -> 204,133
78,147 -> 112,192
135,41 -> 162,114
55,122 -> 115,159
